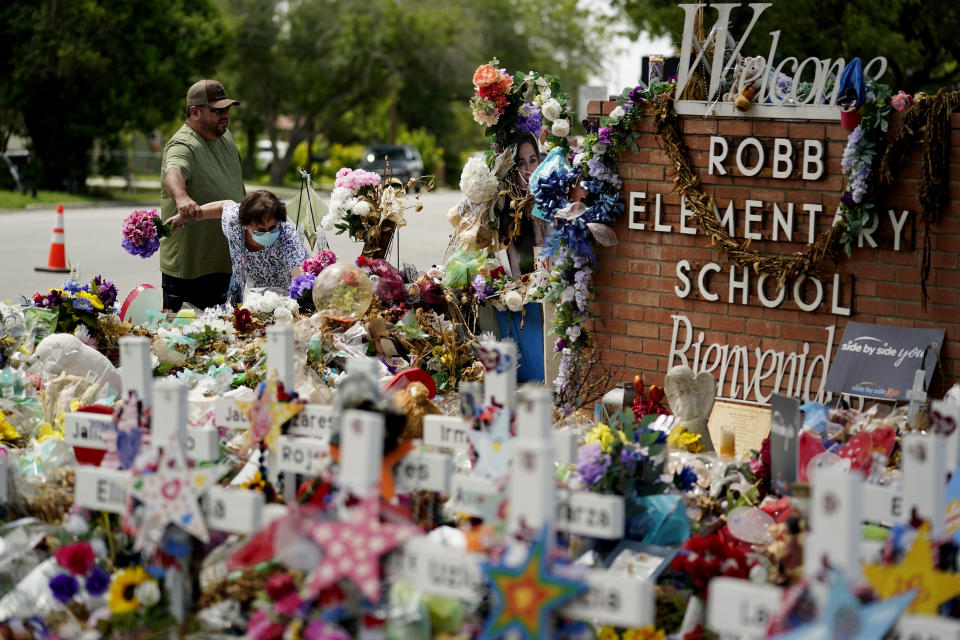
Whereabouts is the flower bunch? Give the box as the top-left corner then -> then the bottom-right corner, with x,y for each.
460,156 -> 499,204
574,420 -> 673,497
47,541 -> 110,604
323,166 -> 428,258
290,250 -> 337,312
249,572 -> 350,640
670,530 -> 755,598
470,61 -> 513,126
31,275 -> 117,335
837,79 -> 892,254
121,209 -> 173,258
242,289 -> 299,322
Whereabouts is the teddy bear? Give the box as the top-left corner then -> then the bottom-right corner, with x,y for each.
723,55 -> 766,111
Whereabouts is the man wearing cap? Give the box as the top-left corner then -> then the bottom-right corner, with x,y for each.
159,79 -> 244,311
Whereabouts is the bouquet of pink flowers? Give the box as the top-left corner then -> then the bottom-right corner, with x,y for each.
121,209 -> 173,258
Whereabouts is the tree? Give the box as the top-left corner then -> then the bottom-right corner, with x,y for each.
0,0 -> 229,191
612,0 -> 960,92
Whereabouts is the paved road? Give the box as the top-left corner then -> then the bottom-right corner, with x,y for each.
0,189 -> 461,305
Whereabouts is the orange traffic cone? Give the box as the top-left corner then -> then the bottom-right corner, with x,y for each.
35,204 -> 70,273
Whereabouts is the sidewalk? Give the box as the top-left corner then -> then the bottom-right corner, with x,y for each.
86,176 -> 305,200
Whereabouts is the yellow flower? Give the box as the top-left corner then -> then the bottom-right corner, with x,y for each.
37,421 -> 64,442
432,345 -> 444,356
584,423 -> 627,453
76,290 -> 104,310
0,412 -> 20,442
667,424 -> 705,453
598,626 -> 621,640
240,471 -> 266,491
623,626 -> 667,640
108,566 -> 149,614
441,354 -> 452,366
69,400 -> 82,412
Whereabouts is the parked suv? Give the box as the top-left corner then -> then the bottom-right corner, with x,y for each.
357,144 -> 424,185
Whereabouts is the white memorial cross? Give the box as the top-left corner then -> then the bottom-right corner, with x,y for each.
907,368 -> 928,422
265,326 -> 295,392
903,431 -> 946,536
479,341 -> 517,414
805,465 -> 861,582
119,336 -> 153,410
338,408 -> 385,497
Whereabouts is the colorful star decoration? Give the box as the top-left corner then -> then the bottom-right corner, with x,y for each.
302,496 -> 418,602
241,377 -> 303,453
863,522 -> 960,615
131,442 -> 219,551
481,534 -> 586,640
773,570 -> 914,640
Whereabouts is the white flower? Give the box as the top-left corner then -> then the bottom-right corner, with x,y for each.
460,156 -> 499,203
561,286 -> 576,303
609,105 -> 625,120
566,324 -> 582,341
535,76 -> 549,91
64,513 -> 88,535
330,187 -> 352,205
273,306 -> 293,324
541,98 -> 561,121
89,537 -> 108,559
503,290 -> 524,312
321,211 -> 339,230
593,143 -> 608,155
551,118 -> 570,138
135,580 -> 161,608
351,200 -> 371,217
572,153 -> 584,166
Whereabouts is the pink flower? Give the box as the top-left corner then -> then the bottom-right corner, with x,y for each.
265,573 -> 297,600
249,610 -> 285,640
54,541 -> 95,575
273,592 -> 303,617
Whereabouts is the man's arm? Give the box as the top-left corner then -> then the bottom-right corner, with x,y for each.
163,167 -> 202,220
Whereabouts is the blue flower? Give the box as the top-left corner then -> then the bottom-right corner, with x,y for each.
72,297 -> 94,312
62,279 -> 87,294
576,443 -> 611,485
675,466 -> 698,491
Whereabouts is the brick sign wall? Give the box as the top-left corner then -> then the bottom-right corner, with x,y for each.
588,100 -> 960,405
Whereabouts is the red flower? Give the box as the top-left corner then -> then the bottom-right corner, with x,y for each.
266,573 -> 297,601
54,541 -> 95,575
356,256 -> 373,269
233,307 -> 252,332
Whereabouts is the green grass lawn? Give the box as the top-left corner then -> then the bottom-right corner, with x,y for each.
0,189 -> 101,209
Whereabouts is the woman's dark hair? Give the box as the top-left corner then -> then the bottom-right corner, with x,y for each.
513,131 -> 540,158
238,190 -> 287,226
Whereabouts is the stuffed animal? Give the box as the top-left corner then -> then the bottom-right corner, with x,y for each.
28,333 -> 123,394
723,56 -> 766,111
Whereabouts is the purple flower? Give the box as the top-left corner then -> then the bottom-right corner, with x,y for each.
63,279 -> 86,294
619,448 -> 647,469
121,234 -> 160,258
597,127 -> 613,146
555,339 -> 566,351
516,103 -> 543,135
84,566 -> 110,597
289,273 -> 316,299
576,443 -> 611,485
471,273 -> 491,301
49,573 -> 79,603
628,84 -> 647,104
92,276 -> 117,307
840,191 -> 856,209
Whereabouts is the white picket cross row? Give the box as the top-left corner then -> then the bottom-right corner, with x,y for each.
119,336 -> 153,410
509,439 -> 556,538
805,465 -> 861,582
265,326 -> 295,392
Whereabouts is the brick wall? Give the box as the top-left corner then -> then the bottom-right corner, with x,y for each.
587,100 -> 960,403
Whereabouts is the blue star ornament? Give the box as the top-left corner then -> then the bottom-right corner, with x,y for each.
773,570 -> 915,640
480,533 -> 586,640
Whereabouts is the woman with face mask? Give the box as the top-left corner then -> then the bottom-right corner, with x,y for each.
168,190 -> 308,304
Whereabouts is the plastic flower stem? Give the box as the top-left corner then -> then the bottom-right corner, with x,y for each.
102,511 -> 116,564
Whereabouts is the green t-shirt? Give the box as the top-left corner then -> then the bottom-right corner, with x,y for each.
159,123 -> 244,279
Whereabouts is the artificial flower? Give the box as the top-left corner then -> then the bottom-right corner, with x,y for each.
303,620 -> 351,640
598,626 -> 620,640
503,289 -> 524,312
576,443 -> 611,485
108,566 -> 149,614
551,118 -> 570,137
473,64 -> 501,88
266,573 -> 297,601
54,541 -> 96,575
121,209 -> 172,258
273,592 -> 303,617
85,566 -> 110,597
249,609 -> 285,640
584,422 -> 626,454
49,574 -> 79,603
891,90 -> 912,111
667,424 -> 705,453
609,105 -> 626,120
134,579 -> 161,608
541,98 -> 561,121
0,412 -> 20,442
623,626 -> 667,640
460,156 -> 498,203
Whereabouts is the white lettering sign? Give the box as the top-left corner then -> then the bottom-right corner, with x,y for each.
555,490 -> 625,539
64,413 -> 114,450
707,577 -> 783,639
275,435 -> 330,475
75,467 -> 131,514
422,415 -> 471,450
396,450 -> 452,494
562,570 -> 654,628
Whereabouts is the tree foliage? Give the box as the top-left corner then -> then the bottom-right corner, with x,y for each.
613,0 -> 960,92
0,0 -> 229,191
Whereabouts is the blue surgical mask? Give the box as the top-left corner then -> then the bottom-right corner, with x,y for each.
251,228 -> 280,247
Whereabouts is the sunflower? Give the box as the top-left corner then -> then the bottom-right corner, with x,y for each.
108,566 -> 149,614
